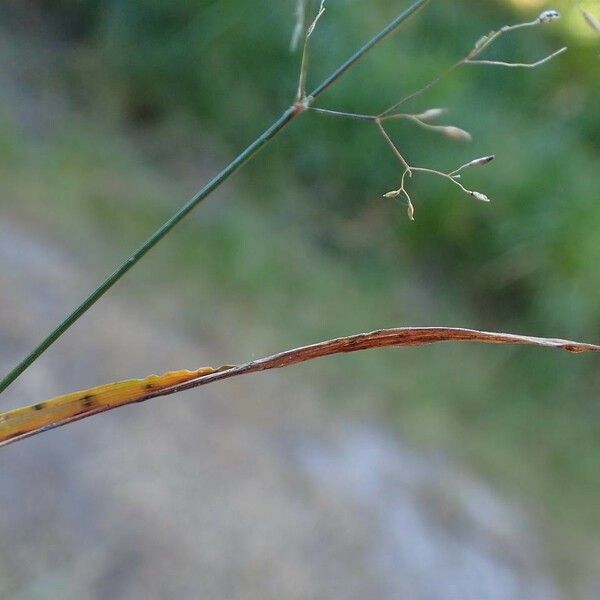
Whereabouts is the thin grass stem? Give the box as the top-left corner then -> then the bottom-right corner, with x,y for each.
466,46 -> 567,68
378,61 -> 462,117
309,107 -> 376,121
0,0 -> 430,395
375,119 -> 412,173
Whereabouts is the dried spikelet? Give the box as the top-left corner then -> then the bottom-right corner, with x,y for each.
367,10 -> 566,221
475,32 -> 492,49
466,155 -> 495,168
406,197 -> 415,221
470,191 -> 490,202
537,10 -> 560,24
449,155 -> 495,177
415,108 -> 447,121
442,126 -> 472,142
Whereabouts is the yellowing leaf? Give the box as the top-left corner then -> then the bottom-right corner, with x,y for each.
0,327 -> 597,449
0,366 -> 227,446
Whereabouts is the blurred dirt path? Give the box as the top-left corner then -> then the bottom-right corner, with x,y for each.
0,220 -> 564,599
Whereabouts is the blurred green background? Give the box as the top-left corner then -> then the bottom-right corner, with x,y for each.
0,0 -> 598,596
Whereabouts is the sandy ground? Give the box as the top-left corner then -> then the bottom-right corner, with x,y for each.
0,219 -> 565,599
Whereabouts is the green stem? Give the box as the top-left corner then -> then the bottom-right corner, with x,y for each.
0,0 -> 430,395
309,0 -> 429,100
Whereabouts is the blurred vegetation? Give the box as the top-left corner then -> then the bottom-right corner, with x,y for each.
1,0 -> 599,588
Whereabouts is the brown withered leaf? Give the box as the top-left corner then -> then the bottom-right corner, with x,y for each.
1,327 -> 598,448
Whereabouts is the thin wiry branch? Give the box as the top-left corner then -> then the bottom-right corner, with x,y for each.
296,0 -> 326,102
311,9 -> 566,220
466,46 -> 567,68
375,119 -> 412,173
310,107 -> 375,121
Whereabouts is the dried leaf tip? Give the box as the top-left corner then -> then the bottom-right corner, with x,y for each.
537,10 -> 560,24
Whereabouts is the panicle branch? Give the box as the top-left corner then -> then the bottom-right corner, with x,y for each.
309,9 -> 566,221
296,1 -> 326,103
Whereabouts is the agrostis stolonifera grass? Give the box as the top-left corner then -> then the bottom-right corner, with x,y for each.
306,9 -> 565,220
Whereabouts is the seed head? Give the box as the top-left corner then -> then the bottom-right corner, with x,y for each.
470,191 -> 490,202
442,126 -> 472,142
537,10 -> 560,24
466,155 -> 495,168
415,108 -> 446,121
383,190 -> 401,198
